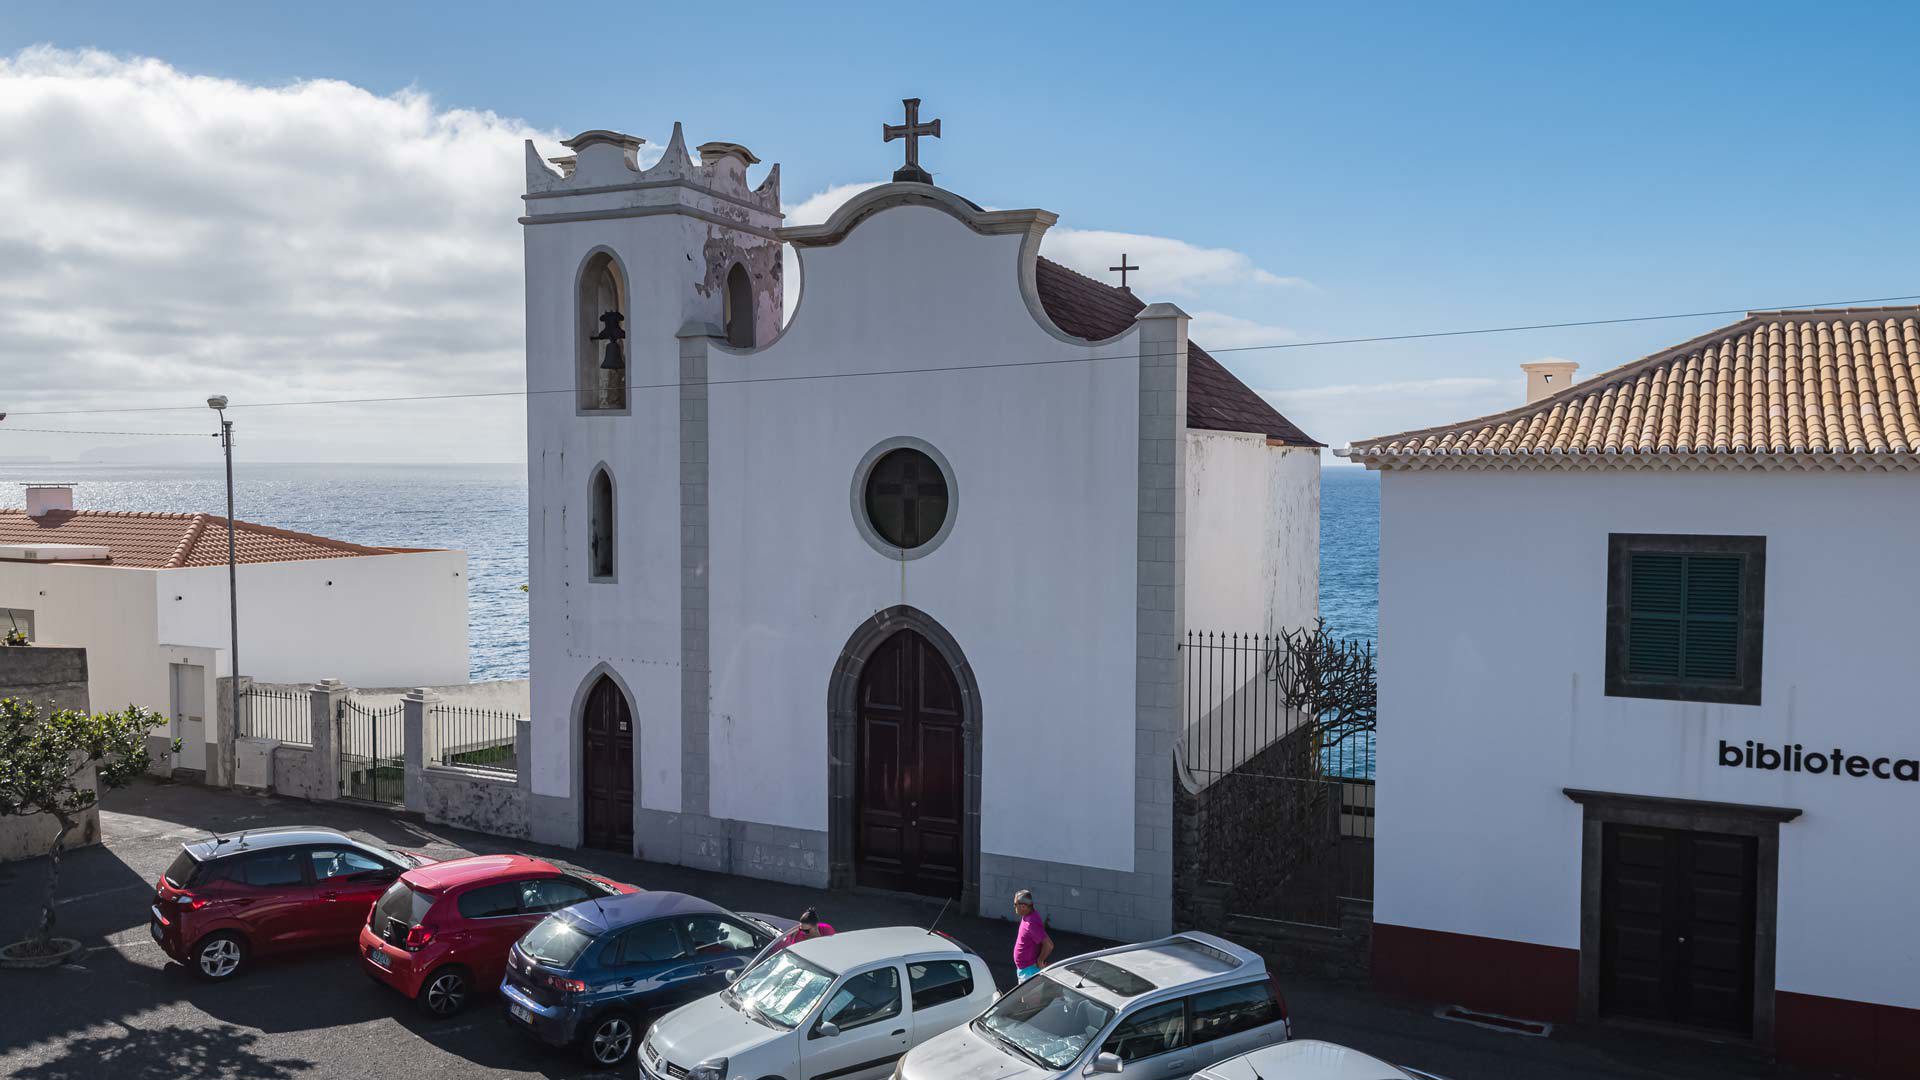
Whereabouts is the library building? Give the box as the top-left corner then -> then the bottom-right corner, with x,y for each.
1344,310 -> 1920,1079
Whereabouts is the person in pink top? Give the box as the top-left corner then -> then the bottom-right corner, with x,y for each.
1012,889 -> 1052,981
771,908 -> 835,952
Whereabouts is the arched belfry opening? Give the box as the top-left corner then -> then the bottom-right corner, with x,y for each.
588,466 -> 615,581
827,607 -> 981,906
579,672 -> 634,852
724,262 -> 755,348
578,250 -> 628,411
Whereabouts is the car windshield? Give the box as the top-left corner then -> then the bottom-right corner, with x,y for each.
975,974 -> 1115,1071
519,915 -> 595,968
728,949 -> 835,1029
356,841 -> 415,867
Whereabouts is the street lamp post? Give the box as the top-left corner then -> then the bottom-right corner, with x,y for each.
209,395 -> 239,786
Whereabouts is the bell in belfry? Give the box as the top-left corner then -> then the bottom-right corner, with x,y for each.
592,310 -> 627,370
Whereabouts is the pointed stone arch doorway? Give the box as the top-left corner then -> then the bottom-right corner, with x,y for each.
828,606 -> 981,910
579,672 -> 634,852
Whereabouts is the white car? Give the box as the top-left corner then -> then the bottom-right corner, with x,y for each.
1195,1039 -> 1448,1079
897,931 -> 1291,1080
640,926 -> 997,1080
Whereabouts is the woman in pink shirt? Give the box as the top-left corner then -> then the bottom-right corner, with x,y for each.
771,908 -> 835,952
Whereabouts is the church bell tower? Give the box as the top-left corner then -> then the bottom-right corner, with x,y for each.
519,122 -> 782,851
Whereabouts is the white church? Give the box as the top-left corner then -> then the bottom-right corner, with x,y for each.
520,104 -> 1319,938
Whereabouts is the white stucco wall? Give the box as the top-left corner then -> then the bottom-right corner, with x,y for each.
706,203 -> 1143,873
1375,467 -> 1920,1011
153,550 -> 469,687
1185,432 -> 1319,635
1,549 -> 465,741
0,562 -> 167,713
525,214 -> 745,809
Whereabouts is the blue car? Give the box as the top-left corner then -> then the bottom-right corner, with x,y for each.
500,891 -> 791,1068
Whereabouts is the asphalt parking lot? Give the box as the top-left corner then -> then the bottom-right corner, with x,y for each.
0,780 -> 1834,1080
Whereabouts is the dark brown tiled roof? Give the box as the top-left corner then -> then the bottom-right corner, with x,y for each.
1034,258 -> 1320,446
0,509 -> 402,568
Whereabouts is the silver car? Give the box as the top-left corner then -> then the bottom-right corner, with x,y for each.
897,932 -> 1291,1080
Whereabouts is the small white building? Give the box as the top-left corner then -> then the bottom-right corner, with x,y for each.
0,484 -> 469,774
1342,309 -> 1920,1079
521,118 -> 1319,939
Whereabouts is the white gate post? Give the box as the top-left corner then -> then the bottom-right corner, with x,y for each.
402,687 -> 440,811
309,678 -> 346,800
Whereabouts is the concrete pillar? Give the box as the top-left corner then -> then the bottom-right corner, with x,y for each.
309,678 -> 347,800
212,674 -> 251,789
514,717 -> 533,793
402,687 -> 441,811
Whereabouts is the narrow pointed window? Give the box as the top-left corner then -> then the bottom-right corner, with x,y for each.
724,263 -> 755,348
579,252 -> 628,411
589,468 -> 615,581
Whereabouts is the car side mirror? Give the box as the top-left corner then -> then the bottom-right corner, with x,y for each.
816,1021 -> 841,1039
1086,1052 -> 1122,1075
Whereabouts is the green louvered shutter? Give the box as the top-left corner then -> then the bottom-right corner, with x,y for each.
1627,553 -> 1684,678
1680,554 -> 1743,681
1627,551 -> 1743,684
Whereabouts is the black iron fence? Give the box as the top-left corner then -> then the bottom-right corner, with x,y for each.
1179,630 -> 1375,929
241,686 -> 311,747
428,704 -> 520,775
338,697 -> 404,803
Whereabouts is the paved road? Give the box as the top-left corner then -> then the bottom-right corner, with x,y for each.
0,780 -> 1831,1080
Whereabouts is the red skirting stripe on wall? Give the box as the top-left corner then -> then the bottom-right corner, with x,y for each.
1778,991 -> 1920,1080
1372,923 -> 1579,1023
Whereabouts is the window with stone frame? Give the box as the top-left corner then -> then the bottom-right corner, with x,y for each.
589,467 -> 615,581
1605,534 -> 1765,705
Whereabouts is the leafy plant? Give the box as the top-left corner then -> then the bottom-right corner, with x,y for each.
0,699 -> 165,952
3,628 -> 27,646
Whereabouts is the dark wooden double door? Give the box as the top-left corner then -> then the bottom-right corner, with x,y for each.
582,676 -> 633,852
1601,824 -> 1758,1032
856,630 -> 965,898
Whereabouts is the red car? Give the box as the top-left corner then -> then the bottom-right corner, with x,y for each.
359,854 -> 639,1017
150,827 -> 432,981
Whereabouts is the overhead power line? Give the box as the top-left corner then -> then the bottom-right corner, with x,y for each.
4,290 -> 1917,421
0,426 -> 215,437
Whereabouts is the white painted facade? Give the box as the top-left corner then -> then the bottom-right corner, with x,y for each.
1374,466 -> 1920,1013
0,549 -> 468,753
521,123 -> 1316,935
1185,430 -> 1320,635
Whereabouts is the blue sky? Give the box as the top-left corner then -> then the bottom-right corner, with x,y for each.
1,2 -> 1916,462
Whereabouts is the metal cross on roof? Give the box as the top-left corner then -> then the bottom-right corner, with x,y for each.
1110,254 -> 1140,289
883,98 -> 941,184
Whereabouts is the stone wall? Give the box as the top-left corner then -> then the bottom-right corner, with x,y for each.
415,766 -> 528,840
270,744 -> 328,801
0,645 -> 99,861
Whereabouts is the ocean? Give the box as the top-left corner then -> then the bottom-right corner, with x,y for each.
1,462 -> 1381,682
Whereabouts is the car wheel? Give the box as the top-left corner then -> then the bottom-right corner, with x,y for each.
416,965 -> 471,1018
580,1011 -> 638,1068
190,932 -> 248,981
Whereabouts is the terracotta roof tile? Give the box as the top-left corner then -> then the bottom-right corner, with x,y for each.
1033,258 -> 1320,446
1347,307 -> 1920,467
0,509 -> 399,568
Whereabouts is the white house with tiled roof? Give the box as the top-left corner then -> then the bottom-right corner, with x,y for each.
520,116 -> 1319,939
1341,308 -> 1920,1079
0,484 -> 468,776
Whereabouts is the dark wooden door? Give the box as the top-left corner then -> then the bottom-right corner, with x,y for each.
582,676 -> 634,852
856,630 -> 965,897
1601,823 -> 1758,1032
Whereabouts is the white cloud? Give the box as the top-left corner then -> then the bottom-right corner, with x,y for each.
1269,376 -> 1504,401
0,47 -> 561,462
1040,228 -> 1311,298
1258,375 -> 1515,456
785,181 -> 885,227
1187,311 -> 1297,350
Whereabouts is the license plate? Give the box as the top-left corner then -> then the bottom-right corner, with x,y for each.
510,1003 -> 532,1024
367,946 -> 391,970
